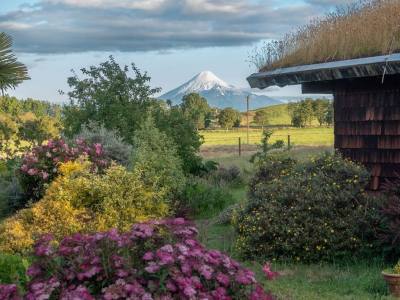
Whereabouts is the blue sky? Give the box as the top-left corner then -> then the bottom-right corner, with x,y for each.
0,0 -> 347,103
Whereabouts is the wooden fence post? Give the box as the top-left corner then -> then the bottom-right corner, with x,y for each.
288,135 -> 291,150
239,137 -> 242,156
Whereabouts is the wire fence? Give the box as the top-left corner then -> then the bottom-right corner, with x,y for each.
201,128 -> 334,149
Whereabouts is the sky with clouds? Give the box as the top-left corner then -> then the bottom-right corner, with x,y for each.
0,0 -> 348,103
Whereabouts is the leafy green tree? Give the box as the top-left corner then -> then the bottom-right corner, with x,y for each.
254,110 -> 269,128
152,102 -> 203,174
218,107 -> 241,130
18,112 -> 59,146
0,33 -> 29,95
312,99 -> 330,126
62,56 -> 160,143
288,99 -> 314,128
325,102 -> 334,125
131,117 -> 186,201
181,93 -> 211,130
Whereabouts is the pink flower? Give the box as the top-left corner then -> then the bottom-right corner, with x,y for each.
145,262 -> 160,273
143,252 -> 154,261
262,263 -> 279,281
27,168 -> 38,176
216,272 -> 230,287
94,143 -> 102,156
199,265 -> 214,280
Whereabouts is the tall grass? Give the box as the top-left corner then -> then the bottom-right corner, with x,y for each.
251,0 -> 400,71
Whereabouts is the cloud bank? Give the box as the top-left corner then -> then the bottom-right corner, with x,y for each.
0,0 -> 337,54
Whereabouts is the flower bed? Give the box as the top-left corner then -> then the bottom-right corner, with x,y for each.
0,219 -> 273,299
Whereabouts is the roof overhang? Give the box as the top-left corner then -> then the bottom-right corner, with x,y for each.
247,53 -> 400,90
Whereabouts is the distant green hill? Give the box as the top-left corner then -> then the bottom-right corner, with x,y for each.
241,103 -> 292,126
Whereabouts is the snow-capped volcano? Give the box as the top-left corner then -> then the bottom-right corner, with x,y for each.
160,71 -> 281,111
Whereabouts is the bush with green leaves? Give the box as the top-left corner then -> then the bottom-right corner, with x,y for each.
0,159 -> 23,218
248,153 -> 296,199
69,122 -> 132,167
235,153 -> 379,262
131,118 -> 186,200
205,165 -> 243,187
0,253 -> 28,291
178,177 -> 234,218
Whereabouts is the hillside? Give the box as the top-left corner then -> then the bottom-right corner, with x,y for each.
241,103 -> 292,126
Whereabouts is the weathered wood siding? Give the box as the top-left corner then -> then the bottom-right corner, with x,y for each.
334,75 -> 400,190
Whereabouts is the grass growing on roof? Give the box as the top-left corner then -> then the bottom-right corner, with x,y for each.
251,0 -> 400,72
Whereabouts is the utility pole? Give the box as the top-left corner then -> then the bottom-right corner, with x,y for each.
246,95 -> 250,144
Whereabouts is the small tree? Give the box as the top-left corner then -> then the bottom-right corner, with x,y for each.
218,107 -> 241,130
181,93 -> 211,130
62,56 -> 160,143
254,110 -> 269,128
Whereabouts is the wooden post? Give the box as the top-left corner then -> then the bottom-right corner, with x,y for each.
246,95 -> 250,144
238,137 -> 242,156
287,135 -> 291,150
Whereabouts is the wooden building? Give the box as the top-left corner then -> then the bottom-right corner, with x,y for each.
247,54 -> 400,190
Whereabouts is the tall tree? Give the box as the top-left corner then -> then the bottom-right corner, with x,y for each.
181,93 -> 211,130
0,33 -> 29,95
312,99 -> 330,126
62,56 -> 160,143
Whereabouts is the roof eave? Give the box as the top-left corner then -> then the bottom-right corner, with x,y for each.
247,53 -> 400,89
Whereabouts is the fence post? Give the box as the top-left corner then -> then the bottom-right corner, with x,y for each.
239,137 -> 242,156
287,135 -> 291,151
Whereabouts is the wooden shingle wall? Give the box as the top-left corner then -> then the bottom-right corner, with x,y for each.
334,76 -> 400,190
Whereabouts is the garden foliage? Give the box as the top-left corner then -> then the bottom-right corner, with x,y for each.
70,122 -> 133,167
378,178 -> 400,260
0,253 -> 28,293
0,159 -> 23,218
0,219 -> 273,299
18,138 -> 110,202
0,160 -> 169,253
131,118 -> 186,200
178,177 -> 234,218
236,153 -> 379,262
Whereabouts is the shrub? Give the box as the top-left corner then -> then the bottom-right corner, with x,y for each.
178,178 -> 234,218
131,118 -> 186,199
0,254 -> 28,291
378,178 -> 400,261
0,160 -> 169,253
70,122 -> 133,167
206,165 -> 243,187
215,203 -> 242,225
18,138 -> 110,202
0,159 -> 23,218
235,153 -> 378,262
0,219 -> 273,299
248,153 -> 297,199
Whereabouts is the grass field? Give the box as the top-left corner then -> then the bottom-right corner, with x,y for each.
201,127 -> 333,147
239,103 -> 322,127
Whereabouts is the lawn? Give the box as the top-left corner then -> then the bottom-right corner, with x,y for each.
200,127 -> 333,147
198,147 -> 393,300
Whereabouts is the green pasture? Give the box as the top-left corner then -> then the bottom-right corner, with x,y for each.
200,127 -> 334,146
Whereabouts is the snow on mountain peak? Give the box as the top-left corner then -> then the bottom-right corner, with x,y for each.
182,71 -> 232,92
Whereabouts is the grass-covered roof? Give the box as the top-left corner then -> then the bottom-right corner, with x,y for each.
252,0 -> 400,72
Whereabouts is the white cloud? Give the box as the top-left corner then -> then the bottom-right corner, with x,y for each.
0,0 -> 332,54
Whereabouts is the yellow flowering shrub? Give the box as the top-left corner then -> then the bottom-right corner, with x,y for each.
235,153 -> 379,262
0,160 -> 170,253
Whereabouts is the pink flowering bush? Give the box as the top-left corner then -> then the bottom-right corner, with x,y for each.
18,138 -> 110,202
0,219 -> 273,299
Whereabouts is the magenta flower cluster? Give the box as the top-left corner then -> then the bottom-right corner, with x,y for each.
19,138 -> 110,200
0,219 -> 274,299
